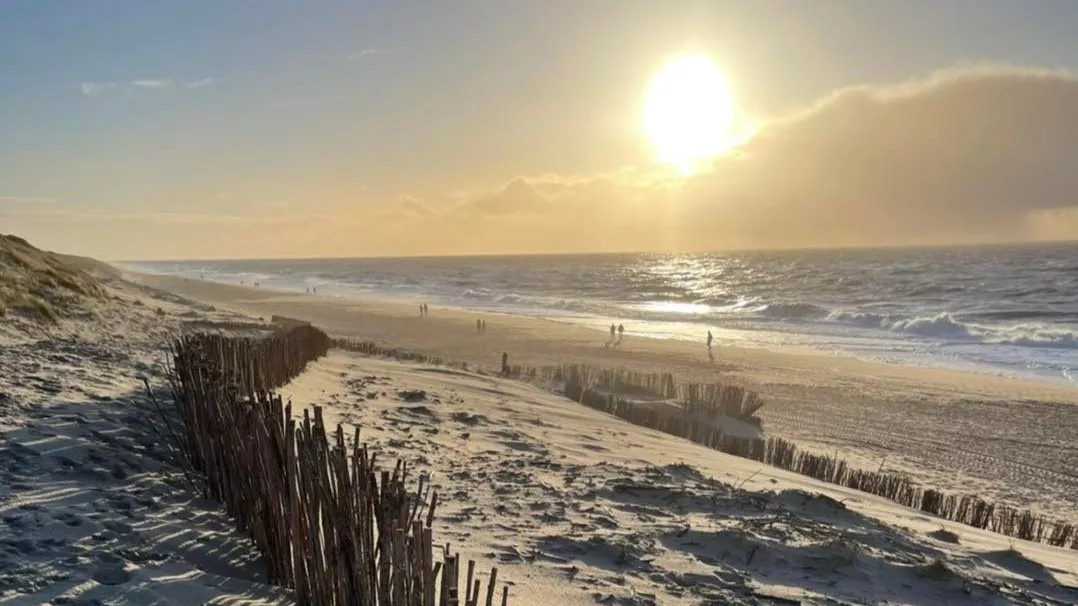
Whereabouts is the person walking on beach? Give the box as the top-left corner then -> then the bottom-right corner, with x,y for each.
707,330 -> 713,349
617,324 -> 624,340
477,318 -> 482,333
604,323 -> 616,348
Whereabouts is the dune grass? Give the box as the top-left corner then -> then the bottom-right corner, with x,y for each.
0,234 -> 105,322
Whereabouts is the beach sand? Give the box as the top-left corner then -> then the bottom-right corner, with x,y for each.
2,265 -> 1076,604
131,272 -> 1078,520
1,277 -> 294,605
276,348 -> 1078,604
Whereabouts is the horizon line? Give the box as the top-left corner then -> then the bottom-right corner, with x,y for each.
109,238 -> 1078,265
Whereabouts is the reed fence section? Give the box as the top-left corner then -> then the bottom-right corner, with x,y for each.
552,364 -> 1078,551
331,339 -> 1078,551
168,327 -> 508,605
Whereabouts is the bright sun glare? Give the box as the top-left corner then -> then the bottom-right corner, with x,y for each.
643,54 -> 739,176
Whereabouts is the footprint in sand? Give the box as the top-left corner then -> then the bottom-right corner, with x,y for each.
91,553 -> 131,585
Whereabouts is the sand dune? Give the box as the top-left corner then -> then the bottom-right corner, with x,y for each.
0,234 -> 105,324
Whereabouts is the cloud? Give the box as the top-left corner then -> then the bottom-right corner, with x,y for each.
469,178 -> 553,216
80,82 -> 117,96
349,49 -> 385,60
398,196 -> 433,216
400,64 -> 1078,253
46,64 -> 1078,257
131,79 -> 175,90
187,78 -> 220,89
673,63 -> 1078,248
81,78 -> 217,96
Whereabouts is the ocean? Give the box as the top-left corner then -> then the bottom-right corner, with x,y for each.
125,244 -> 1078,386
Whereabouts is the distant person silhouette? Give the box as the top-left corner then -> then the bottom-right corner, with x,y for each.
477,318 -> 482,333
707,330 -> 713,349
617,324 -> 624,339
481,319 -> 487,332
604,323 -> 617,348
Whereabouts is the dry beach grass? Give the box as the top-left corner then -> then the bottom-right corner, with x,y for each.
0,234 -> 105,322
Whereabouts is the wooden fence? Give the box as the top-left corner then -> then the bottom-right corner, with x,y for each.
331,338 -> 1078,551
552,364 -> 1078,550
334,339 -> 449,367
168,327 -> 508,605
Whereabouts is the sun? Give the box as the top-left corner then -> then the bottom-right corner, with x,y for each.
642,54 -> 739,176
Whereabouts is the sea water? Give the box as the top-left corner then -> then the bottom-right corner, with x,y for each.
125,243 -> 1078,386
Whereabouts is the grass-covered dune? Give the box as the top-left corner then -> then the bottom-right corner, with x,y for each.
0,234 -> 106,322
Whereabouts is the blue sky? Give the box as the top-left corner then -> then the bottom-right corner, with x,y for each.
4,1 -> 1078,258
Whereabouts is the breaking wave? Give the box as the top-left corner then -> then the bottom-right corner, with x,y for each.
758,302 -> 830,320
827,310 -> 1078,348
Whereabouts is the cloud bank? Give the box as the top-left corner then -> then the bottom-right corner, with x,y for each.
399,65 -> 1078,253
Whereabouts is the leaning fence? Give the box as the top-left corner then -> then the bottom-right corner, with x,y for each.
167,327 -> 509,605
332,337 -> 1078,551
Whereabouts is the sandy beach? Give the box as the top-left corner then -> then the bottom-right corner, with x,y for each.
131,272 -> 1078,520
278,348 -> 1078,604
3,250 -> 1078,604
1,273 -> 295,604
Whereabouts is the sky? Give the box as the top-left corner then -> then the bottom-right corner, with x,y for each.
4,0 -> 1078,260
